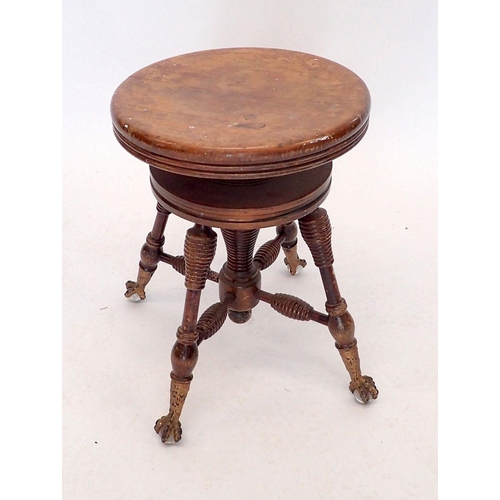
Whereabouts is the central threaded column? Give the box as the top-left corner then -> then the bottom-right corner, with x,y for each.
221,229 -> 260,274
220,229 -> 261,323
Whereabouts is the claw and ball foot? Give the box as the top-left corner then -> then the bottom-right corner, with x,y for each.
154,378 -> 190,443
154,413 -> 182,444
327,300 -> 378,405
283,245 -> 307,275
277,222 -> 307,275
124,266 -> 152,301
337,341 -> 378,403
351,376 -> 378,404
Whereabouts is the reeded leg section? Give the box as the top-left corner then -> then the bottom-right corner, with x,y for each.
125,204 -> 170,301
299,208 -> 378,403
197,293 -> 234,345
277,222 -> 307,275
155,224 -> 217,443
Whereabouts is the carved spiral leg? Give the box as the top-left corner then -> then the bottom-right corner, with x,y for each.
154,224 -> 217,443
299,208 -> 378,403
125,204 -> 170,301
276,222 -> 306,275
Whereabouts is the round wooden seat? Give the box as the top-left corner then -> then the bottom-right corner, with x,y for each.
111,48 -> 370,228
111,47 -> 370,179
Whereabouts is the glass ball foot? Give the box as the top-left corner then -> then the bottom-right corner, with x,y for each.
164,434 -> 176,444
128,293 -> 141,302
353,389 -> 371,404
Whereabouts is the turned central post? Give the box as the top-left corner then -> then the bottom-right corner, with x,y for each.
218,229 -> 261,323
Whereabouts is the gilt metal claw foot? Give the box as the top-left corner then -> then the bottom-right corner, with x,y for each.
337,341 -> 379,403
154,378 -> 190,443
350,375 -> 379,404
275,222 -> 307,275
154,413 -> 182,444
283,244 -> 307,275
124,267 -> 151,301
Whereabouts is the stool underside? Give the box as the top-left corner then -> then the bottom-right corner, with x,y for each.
149,162 -> 332,229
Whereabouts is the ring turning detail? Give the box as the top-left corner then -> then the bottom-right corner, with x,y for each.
111,48 -> 378,444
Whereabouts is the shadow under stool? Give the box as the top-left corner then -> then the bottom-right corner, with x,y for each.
111,47 -> 378,444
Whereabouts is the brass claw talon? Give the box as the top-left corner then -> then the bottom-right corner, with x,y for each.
349,375 -> 378,404
124,280 -> 146,300
283,247 -> 307,276
154,413 -> 182,443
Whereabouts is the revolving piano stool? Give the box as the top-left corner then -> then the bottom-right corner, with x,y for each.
111,48 -> 379,444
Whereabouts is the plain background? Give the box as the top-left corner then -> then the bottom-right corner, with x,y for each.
7,1 -> 500,499
61,1 -> 438,499
13,1 -> 499,499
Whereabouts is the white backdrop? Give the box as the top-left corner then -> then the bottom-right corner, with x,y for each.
62,1 -> 437,499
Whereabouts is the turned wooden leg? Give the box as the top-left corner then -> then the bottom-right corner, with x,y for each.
276,222 -> 307,275
125,203 -> 170,301
299,208 -> 378,403
154,224 -> 217,443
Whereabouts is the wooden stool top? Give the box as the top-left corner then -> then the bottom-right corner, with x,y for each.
111,48 -> 370,180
